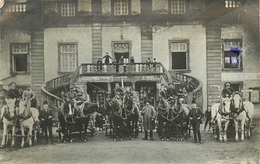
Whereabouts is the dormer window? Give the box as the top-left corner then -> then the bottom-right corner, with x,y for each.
113,0 -> 130,15
61,3 -> 76,17
170,0 -> 186,14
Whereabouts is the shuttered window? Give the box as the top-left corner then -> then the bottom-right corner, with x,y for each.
11,44 -> 29,73
170,41 -> 189,70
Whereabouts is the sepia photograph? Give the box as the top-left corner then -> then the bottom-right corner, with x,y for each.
0,0 -> 259,163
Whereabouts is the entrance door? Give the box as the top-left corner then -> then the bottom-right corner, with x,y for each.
135,82 -> 156,108
114,53 -> 129,63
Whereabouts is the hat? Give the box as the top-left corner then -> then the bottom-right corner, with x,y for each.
225,82 -> 231,86
43,100 -> 48,105
168,83 -> 173,86
145,100 -> 151,104
69,86 -> 74,89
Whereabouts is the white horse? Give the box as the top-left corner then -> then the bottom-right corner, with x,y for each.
232,93 -> 254,141
0,99 -> 17,147
211,97 -> 232,142
18,100 -> 39,147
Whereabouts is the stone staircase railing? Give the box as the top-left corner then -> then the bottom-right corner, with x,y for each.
175,73 -> 203,108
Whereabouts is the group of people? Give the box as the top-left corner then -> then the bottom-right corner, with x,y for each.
96,52 -> 158,73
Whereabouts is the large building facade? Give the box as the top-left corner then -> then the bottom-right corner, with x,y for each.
0,0 -> 259,109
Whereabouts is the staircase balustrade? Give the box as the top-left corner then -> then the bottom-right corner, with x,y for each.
175,73 -> 203,107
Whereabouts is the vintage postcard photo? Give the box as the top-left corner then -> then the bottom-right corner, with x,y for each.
0,0 -> 259,163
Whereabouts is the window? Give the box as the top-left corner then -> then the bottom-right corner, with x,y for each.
114,0 -> 129,15
59,44 -> 78,72
61,3 -> 75,16
11,44 -> 29,73
170,0 -> 186,14
223,39 -> 242,70
170,41 -> 189,70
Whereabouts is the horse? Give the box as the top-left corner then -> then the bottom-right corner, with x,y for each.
123,92 -> 140,139
105,98 -> 125,141
170,96 -> 188,141
156,96 -> 171,141
18,100 -> 39,147
211,97 -> 232,142
0,99 -> 17,147
58,101 -> 76,143
73,101 -> 105,142
232,93 -> 254,141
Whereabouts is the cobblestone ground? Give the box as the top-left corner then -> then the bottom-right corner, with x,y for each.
0,105 -> 259,164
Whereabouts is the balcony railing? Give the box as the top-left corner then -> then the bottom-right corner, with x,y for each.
79,63 -> 165,75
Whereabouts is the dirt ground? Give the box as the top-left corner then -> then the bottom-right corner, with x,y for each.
0,105 -> 259,164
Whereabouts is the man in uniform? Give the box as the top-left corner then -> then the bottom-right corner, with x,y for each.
166,83 -> 177,106
7,82 -> 21,126
141,100 -> 156,140
189,100 -> 204,143
221,82 -> 235,98
39,100 -> 54,144
219,82 -> 235,111
112,83 -> 124,99
8,82 -> 20,107
66,86 -> 77,110
123,86 -> 133,108
159,84 -> 166,99
22,86 -> 36,107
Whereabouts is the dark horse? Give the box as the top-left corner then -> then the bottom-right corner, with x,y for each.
58,101 -> 104,142
123,93 -> 140,139
170,97 -> 189,141
157,96 -> 189,141
58,101 -> 76,142
105,98 -> 125,141
157,96 -> 171,141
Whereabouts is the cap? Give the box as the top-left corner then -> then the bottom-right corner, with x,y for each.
43,100 -> 48,105
145,100 -> 151,104
225,82 -> 231,86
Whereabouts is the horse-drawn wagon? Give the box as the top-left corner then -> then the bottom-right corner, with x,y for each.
0,99 -> 41,148
210,92 -> 255,142
57,100 -> 104,143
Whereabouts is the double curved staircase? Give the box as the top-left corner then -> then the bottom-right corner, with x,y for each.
41,62 -> 203,121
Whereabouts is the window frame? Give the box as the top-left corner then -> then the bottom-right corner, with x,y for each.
60,2 -> 77,17
10,43 -> 30,74
169,0 -> 186,14
222,38 -> 243,72
169,40 -> 190,72
58,43 -> 78,74
112,41 -> 132,62
112,0 -> 131,16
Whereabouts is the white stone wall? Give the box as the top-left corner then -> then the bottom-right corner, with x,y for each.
221,25 -> 260,89
44,27 -> 92,82
102,26 -> 142,62
153,24 -> 207,109
0,30 -> 31,89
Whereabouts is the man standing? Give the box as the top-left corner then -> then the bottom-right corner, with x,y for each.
189,100 -> 204,143
103,52 -> 112,64
97,58 -> 102,72
141,100 -> 156,140
39,100 -> 54,144
159,84 -> 167,99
